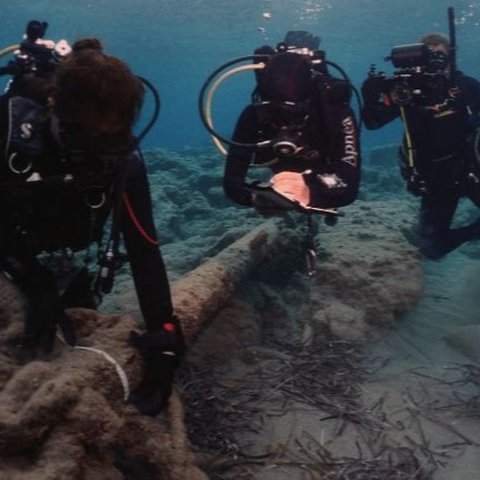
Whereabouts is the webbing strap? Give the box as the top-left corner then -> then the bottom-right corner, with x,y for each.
400,106 -> 416,169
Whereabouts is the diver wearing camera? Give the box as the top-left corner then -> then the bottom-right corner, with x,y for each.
366,42 -> 452,109
219,32 -> 361,216
362,31 -> 480,259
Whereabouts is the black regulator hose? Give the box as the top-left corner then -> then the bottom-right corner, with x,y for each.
136,75 -> 161,143
325,59 -> 363,133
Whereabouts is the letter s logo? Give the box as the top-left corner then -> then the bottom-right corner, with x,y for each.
20,122 -> 33,140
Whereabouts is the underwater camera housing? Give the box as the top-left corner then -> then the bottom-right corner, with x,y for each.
371,43 -> 450,106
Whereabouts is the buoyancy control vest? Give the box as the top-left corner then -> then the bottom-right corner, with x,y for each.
1,96 -> 113,254
250,51 -> 353,167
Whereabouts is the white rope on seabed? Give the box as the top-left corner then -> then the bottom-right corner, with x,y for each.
57,335 -> 131,401
74,345 -> 131,401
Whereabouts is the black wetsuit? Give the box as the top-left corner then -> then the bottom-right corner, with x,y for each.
362,72 -> 480,258
224,81 -> 361,209
0,95 -> 172,339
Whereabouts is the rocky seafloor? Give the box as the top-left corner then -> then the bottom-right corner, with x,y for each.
1,144 -> 480,479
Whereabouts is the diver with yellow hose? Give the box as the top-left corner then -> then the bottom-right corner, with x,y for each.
199,31 -> 361,219
362,8 -> 480,259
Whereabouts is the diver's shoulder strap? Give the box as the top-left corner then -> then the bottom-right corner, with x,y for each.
313,73 -> 352,105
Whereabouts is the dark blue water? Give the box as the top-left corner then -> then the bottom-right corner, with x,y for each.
2,0 -> 480,151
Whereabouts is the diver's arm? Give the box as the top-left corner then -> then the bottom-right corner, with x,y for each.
223,106 -> 257,206
362,103 -> 400,130
323,102 -> 361,206
121,153 -> 185,417
0,94 -> 9,152
361,77 -> 400,129
470,76 -> 480,113
121,153 -> 174,333
457,74 -> 480,117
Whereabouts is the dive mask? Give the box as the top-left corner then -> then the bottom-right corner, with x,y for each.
426,50 -> 450,73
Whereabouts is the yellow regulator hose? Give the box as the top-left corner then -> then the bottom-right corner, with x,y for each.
0,44 -> 19,58
205,62 -> 265,156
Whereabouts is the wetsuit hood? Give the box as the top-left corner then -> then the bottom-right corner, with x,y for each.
258,52 -> 312,102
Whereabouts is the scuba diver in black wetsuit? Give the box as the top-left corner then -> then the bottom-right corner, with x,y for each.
199,31 -> 361,218
0,22 -> 184,416
362,21 -> 480,259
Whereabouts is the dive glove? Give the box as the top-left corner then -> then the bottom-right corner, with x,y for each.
128,316 -> 185,416
400,163 -> 427,196
251,192 -> 289,216
361,76 -> 386,106
302,170 -> 348,198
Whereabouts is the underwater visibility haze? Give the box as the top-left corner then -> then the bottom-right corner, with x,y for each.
2,0 -> 480,151
3,1 -> 480,479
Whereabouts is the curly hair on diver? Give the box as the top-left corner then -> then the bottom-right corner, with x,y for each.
53,38 -> 144,138
71,37 -> 103,54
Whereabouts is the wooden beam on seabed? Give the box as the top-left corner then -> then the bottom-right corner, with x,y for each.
171,218 -> 282,343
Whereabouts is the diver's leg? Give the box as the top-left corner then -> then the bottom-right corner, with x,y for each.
417,191 -> 459,259
61,266 -> 97,310
418,190 -> 480,258
6,256 -> 76,353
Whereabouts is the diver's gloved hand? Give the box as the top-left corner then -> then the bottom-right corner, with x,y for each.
400,165 -> 428,196
303,171 -> 348,198
251,193 -> 282,216
361,76 -> 386,105
405,176 -> 427,196
251,192 -> 289,217
128,317 -> 185,416
318,173 -> 348,196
